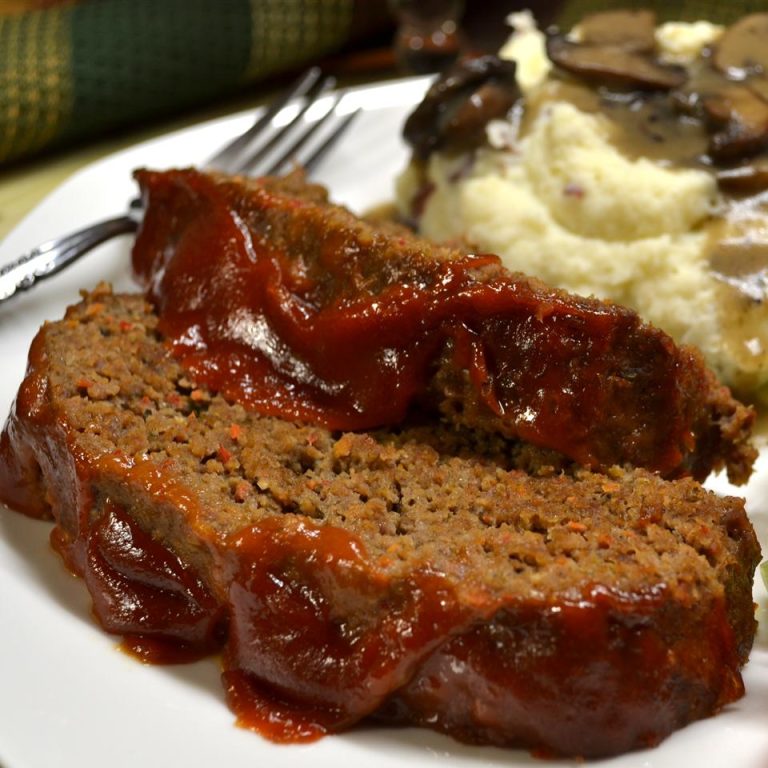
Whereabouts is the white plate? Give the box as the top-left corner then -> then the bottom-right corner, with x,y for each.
0,76 -> 767,768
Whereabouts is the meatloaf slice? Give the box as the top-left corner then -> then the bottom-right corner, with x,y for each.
0,286 -> 760,759
132,167 -> 756,483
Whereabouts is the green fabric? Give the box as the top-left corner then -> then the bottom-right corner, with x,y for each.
0,6 -> 72,162
0,0 -> 362,166
2,1 -> 763,167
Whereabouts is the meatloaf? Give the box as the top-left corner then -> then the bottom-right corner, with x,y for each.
131,168 -> 756,484
0,285 -> 760,759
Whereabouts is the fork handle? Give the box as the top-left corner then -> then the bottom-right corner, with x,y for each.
0,215 -> 138,306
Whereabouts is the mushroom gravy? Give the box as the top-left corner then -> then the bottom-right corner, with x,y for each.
402,11 -> 768,399
542,12 -> 768,388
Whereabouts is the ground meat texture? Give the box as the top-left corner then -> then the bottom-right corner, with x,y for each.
0,287 -> 760,758
131,167 -> 756,484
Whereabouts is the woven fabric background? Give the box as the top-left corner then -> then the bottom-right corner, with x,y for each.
0,0 -> 375,165
1,1 -> 764,166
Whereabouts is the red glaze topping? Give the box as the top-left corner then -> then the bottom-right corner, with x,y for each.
0,165 -> 757,758
0,351 -> 225,663
0,315 -> 752,757
131,168 -> 743,479
82,500 -> 225,663
220,517 -> 477,741
374,593 -> 744,757
214,520 -> 743,755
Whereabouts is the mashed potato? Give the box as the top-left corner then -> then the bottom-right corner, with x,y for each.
396,14 -> 768,400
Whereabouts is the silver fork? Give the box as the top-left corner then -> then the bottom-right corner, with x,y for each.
0,67 -> 359,306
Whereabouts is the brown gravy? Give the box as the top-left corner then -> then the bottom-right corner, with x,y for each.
513,19 -> 768,397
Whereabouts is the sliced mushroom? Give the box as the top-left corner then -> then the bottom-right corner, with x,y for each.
713,13 -> 768,80
703,85 -> 768,160
437,80 -> 519,151
546,35 -> 687,91
716,160 -> 768,193
576,9 -> 656,52
403,55 -> 520,159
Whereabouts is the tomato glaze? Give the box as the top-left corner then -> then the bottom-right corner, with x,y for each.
0,168 -> 754,757
0,292 -> 751,756
131,168 -> 719,478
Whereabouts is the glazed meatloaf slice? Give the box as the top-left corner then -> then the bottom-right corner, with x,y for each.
132,167 -> 755,484
0,286 -> 760,759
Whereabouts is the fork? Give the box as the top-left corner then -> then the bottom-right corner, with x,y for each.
0,67 -> 359,306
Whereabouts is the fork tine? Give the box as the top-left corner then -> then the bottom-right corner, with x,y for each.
301,108 -> 361,175
236,75 -> 337,176
260,92 -> 343,176
0,67 -> 363,307
207,67 -> 357,181
206,66 -> 322,173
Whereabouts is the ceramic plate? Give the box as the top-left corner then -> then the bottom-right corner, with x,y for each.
1,76 -> 766,768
